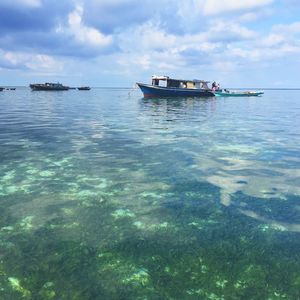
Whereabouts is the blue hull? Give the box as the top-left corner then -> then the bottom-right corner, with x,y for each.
137,83 -> 214,98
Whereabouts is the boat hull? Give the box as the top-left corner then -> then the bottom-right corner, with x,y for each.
29,84 -> 69,91
214,91 -> 264,97
136,83 -> 214,98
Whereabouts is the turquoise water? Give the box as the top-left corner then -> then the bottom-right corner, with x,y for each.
0,88 -> 300,299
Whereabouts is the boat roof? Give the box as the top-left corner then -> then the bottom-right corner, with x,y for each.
152,75 -> 209,83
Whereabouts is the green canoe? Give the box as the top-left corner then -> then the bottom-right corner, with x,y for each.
214,90 -> 264,97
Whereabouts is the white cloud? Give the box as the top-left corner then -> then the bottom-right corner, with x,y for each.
120,22 -> 177,52
1,0 -> 41,7
120,19 -> 256,58
208,19 -> 300,64
211,60 -> 237,72
2,51 -> 63,72
25,55 -> 64,71
238,8 -> 272,23
116,18 -> 260,75
22,0 -> 41,6
3,52 -> 19,65
134,55 -> 151,70
227,41 -> 300,62
202,0 -> 273,16
238,12 -> 260,22
206,20 -> 257,40
250,21 -> 300,57
63,5 -> 112,47
261,33 -> 285,47
273,21 -> 300,35
226,46 -> 262,61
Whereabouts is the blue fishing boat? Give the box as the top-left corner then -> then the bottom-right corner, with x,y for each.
136,75 -> 215,98
214,89 -> 264,97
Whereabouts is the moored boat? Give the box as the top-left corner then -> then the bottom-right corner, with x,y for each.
136,75 -> 215,98
214,89 -> 264,97
78,86 -> 91,90
29,82 -> 69,91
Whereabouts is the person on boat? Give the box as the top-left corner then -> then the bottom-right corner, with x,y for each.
212,81 -> 217,91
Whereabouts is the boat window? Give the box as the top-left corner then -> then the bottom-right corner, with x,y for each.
167,80 -> 180,88
194,82 -> 201,89
152,79 -> 159,86
201,82 -> 209,89
179,82 -> 187,88
160,80 -> 167,87
186,82 -> 194,89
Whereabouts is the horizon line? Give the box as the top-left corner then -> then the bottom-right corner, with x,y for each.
2,85 -> 300,90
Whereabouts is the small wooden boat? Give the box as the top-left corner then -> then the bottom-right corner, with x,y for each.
137,75 -> 215,98
214,90 -> 264,97
78,86 -> 91,90
29,82 -> 69,91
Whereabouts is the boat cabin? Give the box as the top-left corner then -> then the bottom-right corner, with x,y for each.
151,75 -> 210,90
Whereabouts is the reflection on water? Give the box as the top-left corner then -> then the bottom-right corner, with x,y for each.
140,95 -> 300,225
0,88 -> 300,299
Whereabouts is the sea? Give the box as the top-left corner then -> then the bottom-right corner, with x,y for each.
0,87 -> 300,299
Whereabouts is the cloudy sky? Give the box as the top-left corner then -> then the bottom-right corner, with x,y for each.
1,0 -> 300,87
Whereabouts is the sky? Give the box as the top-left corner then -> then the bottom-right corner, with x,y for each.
0,0 -> 300,88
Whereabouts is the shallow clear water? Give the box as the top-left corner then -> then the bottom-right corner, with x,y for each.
0,87 -> 300,299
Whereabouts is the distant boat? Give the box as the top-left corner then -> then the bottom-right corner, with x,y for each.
136,75 -> 215,98
78,86 -> 91,90
29,82 -> 69,91
214,90 -> 264,97
0,87 -> 4,91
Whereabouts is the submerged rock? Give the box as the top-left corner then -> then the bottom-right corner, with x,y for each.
111,209 -> 135,219
8,277 -> 31,298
